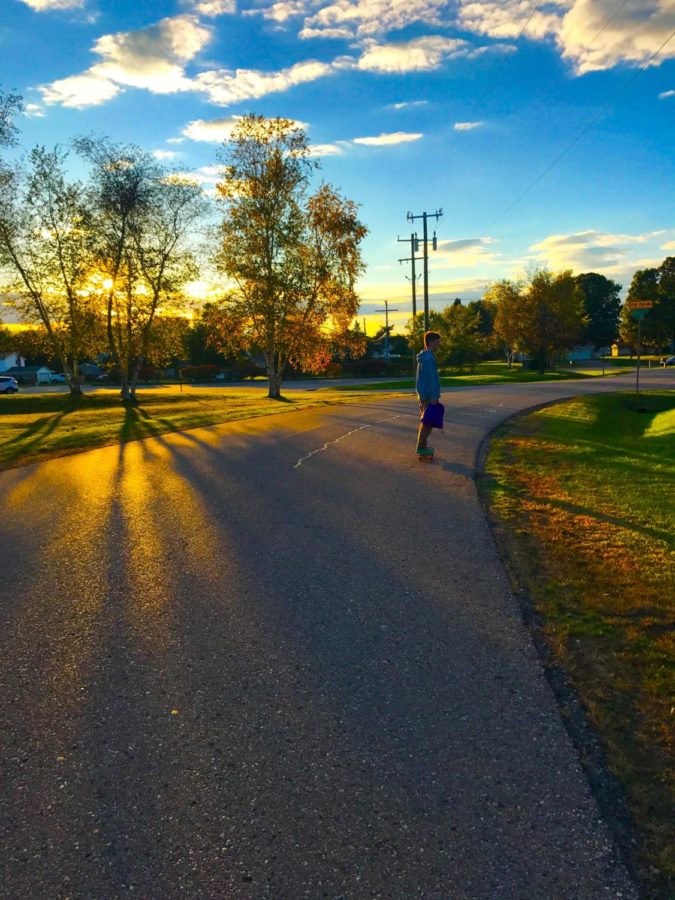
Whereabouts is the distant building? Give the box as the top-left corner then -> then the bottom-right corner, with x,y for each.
0,352 -> 26,372
4,365 -> 53,385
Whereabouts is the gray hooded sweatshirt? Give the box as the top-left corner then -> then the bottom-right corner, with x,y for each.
415,349 -> 440,402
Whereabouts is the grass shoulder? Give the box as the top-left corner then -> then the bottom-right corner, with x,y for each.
0,386 -> 405,471
478,391 -> 675,899
329,361 -> 632,392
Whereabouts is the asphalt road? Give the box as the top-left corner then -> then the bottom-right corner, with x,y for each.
1,369 -> 672,899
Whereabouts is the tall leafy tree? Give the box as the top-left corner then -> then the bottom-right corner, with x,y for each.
622,258 -> 675,352
490,269 -> 586,372
0,147 -> 101,396
575,272 -> 622,350
76,137 -> 205,402
209,115 -> 367,399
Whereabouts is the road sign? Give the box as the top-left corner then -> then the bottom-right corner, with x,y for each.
628,300 -> 653,309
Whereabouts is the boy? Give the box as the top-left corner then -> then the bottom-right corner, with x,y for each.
415,331 -> 441,457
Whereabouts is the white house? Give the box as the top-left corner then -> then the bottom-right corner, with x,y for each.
0,352 -> 25,372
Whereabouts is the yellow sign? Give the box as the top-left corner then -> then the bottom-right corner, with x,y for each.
628,300 -> 653,309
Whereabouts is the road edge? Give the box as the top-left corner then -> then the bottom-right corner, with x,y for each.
473,398 -> 644,898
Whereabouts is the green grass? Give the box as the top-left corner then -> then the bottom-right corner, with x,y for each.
480,392 -> 675,898
0,385 -> 403,471
330,361 -> 633,391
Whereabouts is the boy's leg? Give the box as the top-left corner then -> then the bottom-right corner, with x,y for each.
417,402 -> 432,449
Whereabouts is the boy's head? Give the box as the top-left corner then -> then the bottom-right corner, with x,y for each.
424,331 -> 441,350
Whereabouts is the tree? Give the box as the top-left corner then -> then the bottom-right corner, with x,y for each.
76,137 -> 205,402
621,258 -> 675,352
210,115 -> 367,399
0,87 -> 22,151
0,147 -> 101,396
484,280 -> 522,367
575,273 -> 622,350
442,302 -> 483,371
490,269 -> 586,372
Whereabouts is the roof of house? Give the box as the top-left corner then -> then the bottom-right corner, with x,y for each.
4,365 -> 52,374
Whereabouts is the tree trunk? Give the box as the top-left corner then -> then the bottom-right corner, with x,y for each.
264,352 -> 283,399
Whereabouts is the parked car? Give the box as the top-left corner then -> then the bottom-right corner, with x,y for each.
662,356 -> 675,367
0,375 -> 19,394
49,373 -> 67,384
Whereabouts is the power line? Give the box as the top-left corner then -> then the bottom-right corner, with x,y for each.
488,26 -> 675,230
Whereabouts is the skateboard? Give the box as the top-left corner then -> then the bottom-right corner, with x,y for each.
417,448 -> 434,462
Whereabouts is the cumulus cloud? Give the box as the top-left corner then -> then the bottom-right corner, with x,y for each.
453,121 -> 483,130
24,103 -> 46,117
308,143 -> 344,156
303,0 -> 449,39
457,0 -> 564,41
358,36 -> 471,72
153,149 -> 179,159
559,0 -> 675,74
353,131 -> 423,145
19,0 -> 84,9
247,0 -> 310,23
40,71 -> 121,108
434,237 -> 500,268
194,58 -> 347,104
184,0 -> 236,14
39,14 -> 212,107
456,1 -> 675,75
529,229 -> 666,273
182,116 -> 242,141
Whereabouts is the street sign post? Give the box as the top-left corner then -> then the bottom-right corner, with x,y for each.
627,301 -> 653,395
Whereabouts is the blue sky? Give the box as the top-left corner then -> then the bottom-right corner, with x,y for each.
2,0 -> 674,331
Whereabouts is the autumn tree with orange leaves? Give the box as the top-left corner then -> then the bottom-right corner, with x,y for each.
209,115 -> 367,399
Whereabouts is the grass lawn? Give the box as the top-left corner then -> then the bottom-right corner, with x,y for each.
330,360 -> 633,391
0,385 -> 405,471
479,391 -> 675,898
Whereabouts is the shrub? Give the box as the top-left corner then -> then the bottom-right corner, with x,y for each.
180,364 -> 220,382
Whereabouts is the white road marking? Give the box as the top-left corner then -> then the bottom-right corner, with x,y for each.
293,415 -> 402,469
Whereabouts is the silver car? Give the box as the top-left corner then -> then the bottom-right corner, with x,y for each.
0,375 -> 19,394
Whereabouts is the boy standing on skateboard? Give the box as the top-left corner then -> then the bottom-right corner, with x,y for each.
415,331 -> 441,458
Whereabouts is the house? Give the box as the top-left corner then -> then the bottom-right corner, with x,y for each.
4,365 -> 54,385
0,352 -> 26,372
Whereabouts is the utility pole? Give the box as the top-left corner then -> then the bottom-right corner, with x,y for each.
406,209 -> 442,331
398,232 -> 421,319
374,300 -> 399,359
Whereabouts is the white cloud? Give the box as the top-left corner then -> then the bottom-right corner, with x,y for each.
308,143 -> 344,156
434,237 -> 500,269
153,149 -> 179,159
559,0 -> 675,74
184,0 -> 236,15
457,0 -> 564,41
528,229 -> 667,274
24,103 -> 46,117
456,1 -> 675,75
353,131 -> 423,145
358,36 -> 471,73
39,14 -> 212,107
659,89 -> 675,98
194,58 -> 347,104
453,120 -> 483,130
303,0 -> 449,39
182,116 -> 242,141
39,71 -> 121,108
662,240 -> 675,250
388,100 -> 430,110
247,0 -> 309,23
19,0 -> 84,9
